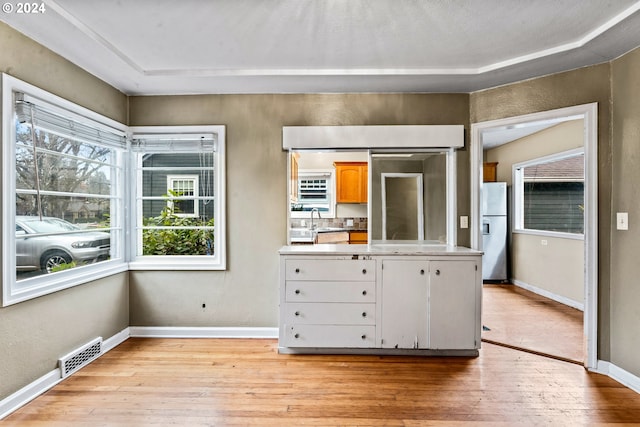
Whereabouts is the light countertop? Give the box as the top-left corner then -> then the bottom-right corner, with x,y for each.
279,242 -> 482,256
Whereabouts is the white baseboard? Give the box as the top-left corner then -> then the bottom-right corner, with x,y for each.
511,279 -> 584,311
0,369 -> 61,420
129,326 -> 278,339
102,327 -> 130,353
595,361 -> 640,394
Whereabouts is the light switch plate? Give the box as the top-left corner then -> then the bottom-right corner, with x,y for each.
460,216 -> 469,229
617,212 -> 629,230
346,219 -> 354,227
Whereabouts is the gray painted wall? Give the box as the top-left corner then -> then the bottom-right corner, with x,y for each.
611,47 -> 640,377
0,23 -> 129,400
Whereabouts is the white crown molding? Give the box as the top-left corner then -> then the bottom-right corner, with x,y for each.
44,0 -> 640,79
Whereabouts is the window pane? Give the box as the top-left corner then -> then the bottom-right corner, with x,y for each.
15,124 -> 115,279
521,155 -> 584,234
138,151 -> 216,256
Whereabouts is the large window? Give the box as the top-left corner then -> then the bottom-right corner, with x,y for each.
2,75 -> 127,306
2,76 -> 227,305
513,148 -> 584,237
129,127 -> 226,270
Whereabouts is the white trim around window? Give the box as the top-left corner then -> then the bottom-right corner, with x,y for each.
128,125 -> 226,271
512,147 -> 585,239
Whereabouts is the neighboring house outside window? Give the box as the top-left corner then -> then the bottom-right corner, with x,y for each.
514,148 -> 584,237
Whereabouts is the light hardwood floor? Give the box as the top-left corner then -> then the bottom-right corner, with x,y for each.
3,337 -> 640,426
482,284 -> 584,364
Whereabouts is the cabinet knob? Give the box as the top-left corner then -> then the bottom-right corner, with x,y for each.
361,334 -> 367,340
294,333 -> 299,339
295,268 -> 300,273
295,289 -> 300,294
435,269 -> 441,276
362,269 -> 367,274
362,312 -> 367,317
362,290 -> 367,296
420,269 -> 425,275
295,311 -> 300,316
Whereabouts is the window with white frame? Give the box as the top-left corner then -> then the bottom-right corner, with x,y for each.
130,127 -> 226,270
290,170 -> 335,218
513,148 -> 584,236
2,74 -> 127,306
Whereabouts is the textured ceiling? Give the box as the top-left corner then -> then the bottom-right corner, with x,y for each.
2,0 -> 640,95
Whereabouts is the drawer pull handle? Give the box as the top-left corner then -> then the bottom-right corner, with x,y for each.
362,312 -> 367,317
362,269 -> 367,274
420,269 -> 425,275
361,334 -> 367,340
294,333 -> 299,339
362,290 -> 367,296
295,311 -> 300,316
295,289 -> 300,294
435,269 -> 441,276
295,268 -> 300,273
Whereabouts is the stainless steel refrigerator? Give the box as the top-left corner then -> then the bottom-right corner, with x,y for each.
482,182 -> 507,281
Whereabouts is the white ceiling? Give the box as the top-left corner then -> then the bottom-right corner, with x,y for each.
2,0 -> 640,95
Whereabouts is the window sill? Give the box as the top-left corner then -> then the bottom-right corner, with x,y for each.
3,261 -> 128,307
128,257 -> 226,271
512,229 -> 584,241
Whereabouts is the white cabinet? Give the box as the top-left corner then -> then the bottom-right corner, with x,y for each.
381,259 -> 429,349
429,260 -> 480,350
279,250 -> 482,355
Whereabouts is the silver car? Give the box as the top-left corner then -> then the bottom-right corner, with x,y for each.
16,216 -> 110,274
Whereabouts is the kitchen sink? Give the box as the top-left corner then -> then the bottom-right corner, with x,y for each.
290,228 -> 316,243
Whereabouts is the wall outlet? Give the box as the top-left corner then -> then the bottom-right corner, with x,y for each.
617,212 -> 629,230
460,216 -> 469,229
541,239 -> 548,246
346,219 -> 354,227
300,220 -> 306,227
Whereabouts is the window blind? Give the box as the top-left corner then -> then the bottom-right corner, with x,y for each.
131,134 -> 216,152
14,94 -> 126,148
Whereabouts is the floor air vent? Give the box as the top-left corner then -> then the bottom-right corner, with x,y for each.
58,337 -> 102,378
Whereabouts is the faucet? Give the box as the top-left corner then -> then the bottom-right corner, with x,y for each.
310,208 -> 321,230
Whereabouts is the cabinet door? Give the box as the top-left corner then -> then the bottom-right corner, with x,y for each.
380,259 -> 429,349
429,260 -> 479,350
335,162 -> 367,203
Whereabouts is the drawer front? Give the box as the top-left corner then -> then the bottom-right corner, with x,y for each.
283,303 -> 375,325
283,324 -> 376,348
285,259 -> 375,281
285,281 -> 375,303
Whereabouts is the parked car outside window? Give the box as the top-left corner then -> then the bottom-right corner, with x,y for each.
15,216 -> 110,276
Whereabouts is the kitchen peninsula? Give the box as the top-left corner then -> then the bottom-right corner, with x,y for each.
281,124 -> 480,356
278,243 -> 482,356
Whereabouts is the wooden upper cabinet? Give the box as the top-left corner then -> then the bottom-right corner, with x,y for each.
334,162 -> 368,203
483,162 -> 498,182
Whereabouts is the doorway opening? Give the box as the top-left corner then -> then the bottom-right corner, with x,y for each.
470,103 -> 598,369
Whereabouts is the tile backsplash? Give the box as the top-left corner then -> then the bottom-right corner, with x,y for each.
291,217 -> 368,230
